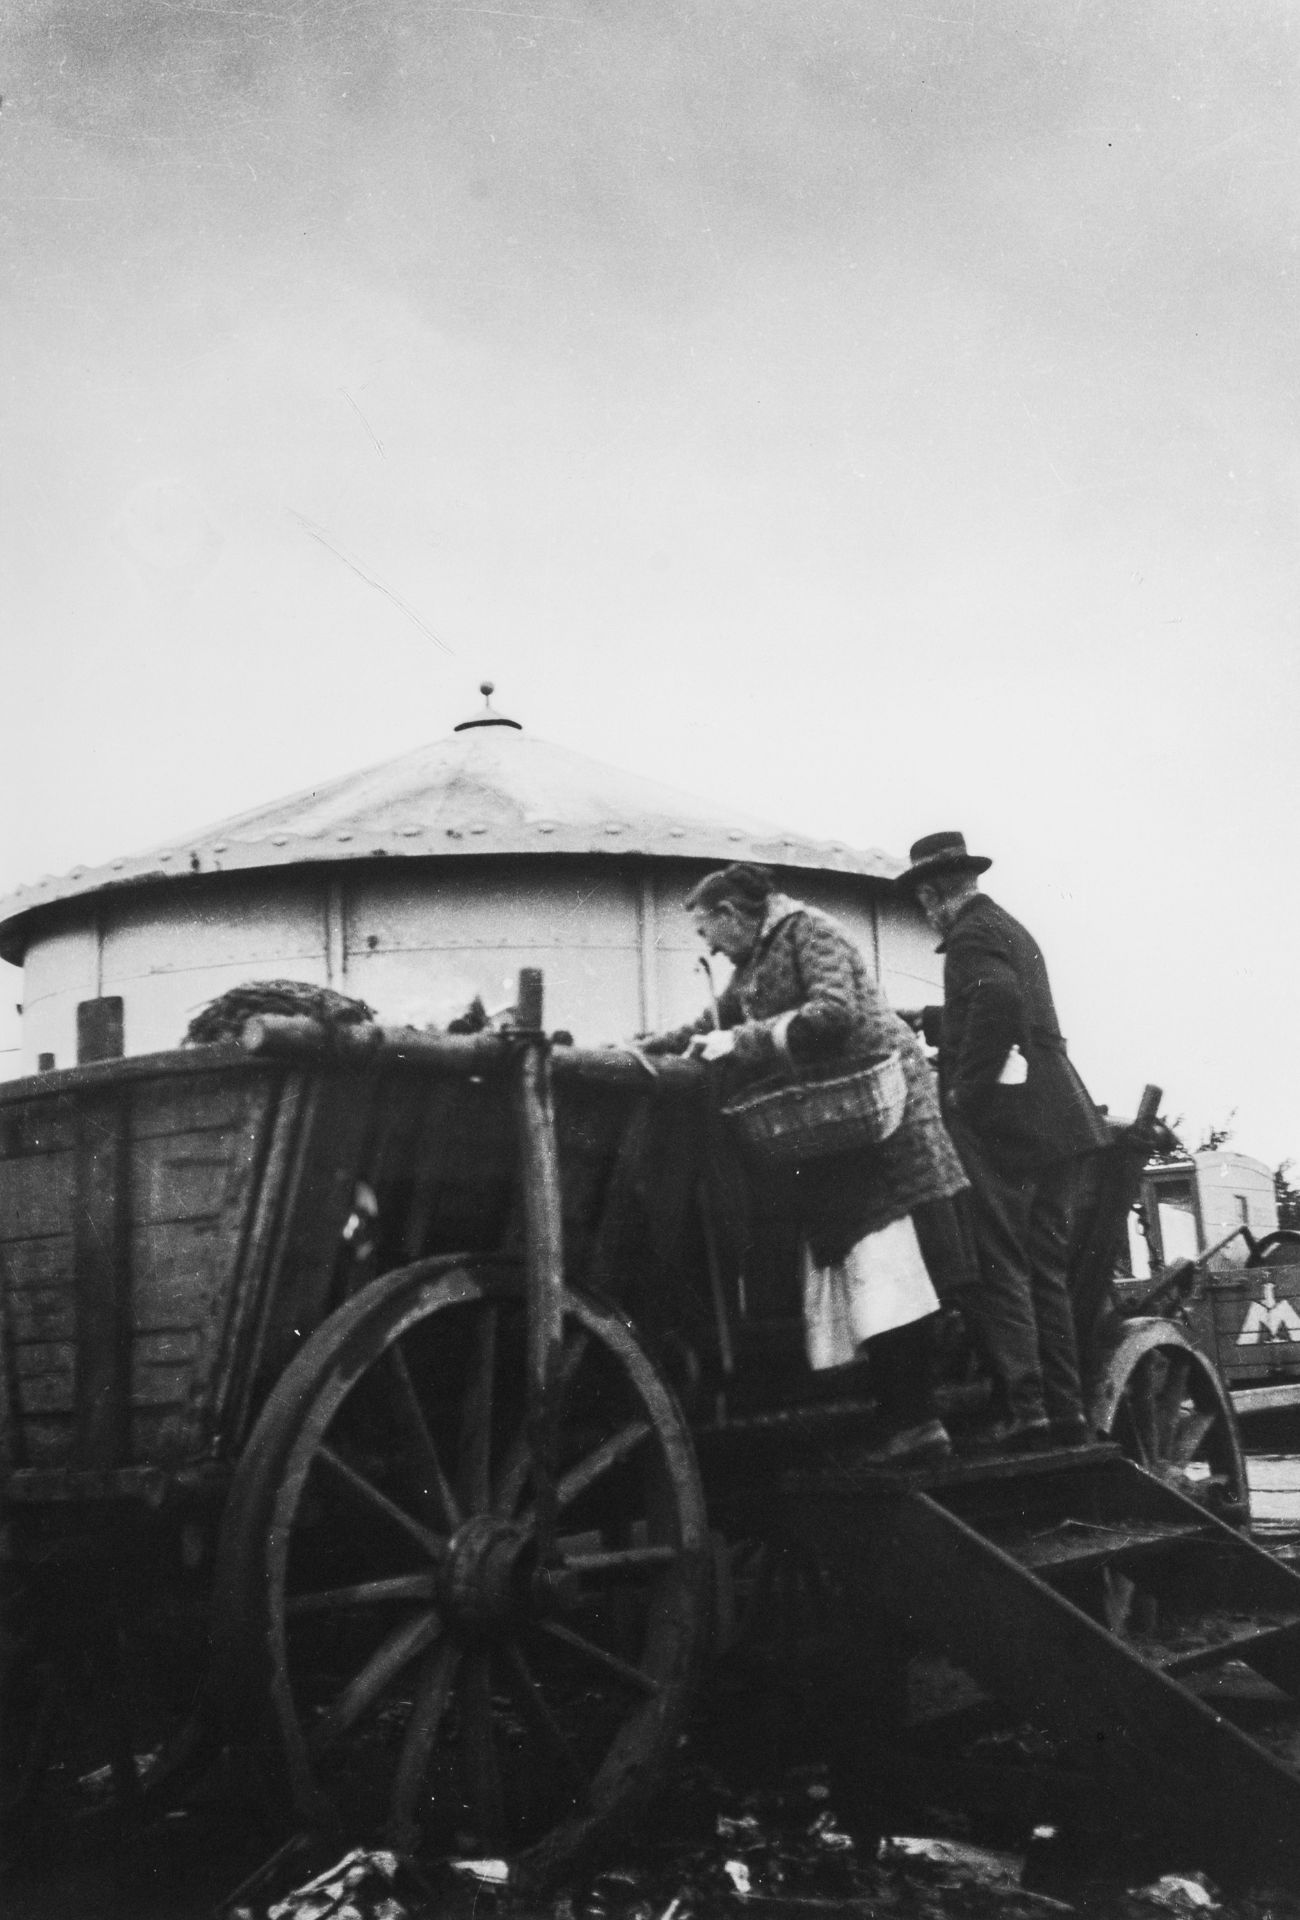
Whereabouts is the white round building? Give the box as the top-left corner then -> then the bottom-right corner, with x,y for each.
0,690 -> 940,1072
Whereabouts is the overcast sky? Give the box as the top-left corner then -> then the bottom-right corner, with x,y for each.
1,1 -> 1296,1166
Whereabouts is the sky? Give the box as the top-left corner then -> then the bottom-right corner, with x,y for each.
1,0 -> 1297,1167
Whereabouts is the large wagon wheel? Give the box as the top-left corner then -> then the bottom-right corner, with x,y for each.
212,1256 -> 708,1890
1093,1318 -> 1249,1523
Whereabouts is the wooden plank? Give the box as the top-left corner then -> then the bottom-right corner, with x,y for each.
20,1416 -> 74,1463
0,1249 -> 13,1474
7,1287 -> 76,1342
0,1239 -> 74,1288
129,1220 -> 222,1317
242,1072 -> 381,1393
130,1366 -> 199,1408
133,1407 -> 201,1462
14,1340 -> 78,1377
0,1045 -> 262,1111
72,1091 -> 132,1465
787,1479 -> 1300,1887
130,1071 -> 254,1141
210,1072 -> 328,1448
513,1006 -> 565,1556
390,1077 -> 515,1261
133,1330 -> 202,1367
17,1369 -> 75,1414
130,1081 -> 276,1455
130,1132 -> 251,1224
0,1155 -> 75,1240
0,1099 -> 75,1158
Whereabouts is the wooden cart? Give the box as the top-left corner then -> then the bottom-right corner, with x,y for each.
1,973 -> 1297,1889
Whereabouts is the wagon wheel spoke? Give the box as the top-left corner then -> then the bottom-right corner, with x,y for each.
462,1648 -> 504,1840
384,1344 -> 463,1534
499,1644 -> 589,1787
1153,1350 -> 1191,1457
1129,1361 -> 1160,1467
316,1446 -> 449,1562
308,1609 -> 444,1751
558,1419 -> 653,1509
494,1331 -> 591,1517
459,1305 -> 498,1515
388,1639 -> 462,1849
537,1620 -> 662,1698
520,1419 -> 652,1530
1169,1407 -> 1217,1467
1103,1565 -> 1138,1638
287,1572 -> 441,1617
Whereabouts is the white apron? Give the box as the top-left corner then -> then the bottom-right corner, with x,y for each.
802,1212 -> 940,1372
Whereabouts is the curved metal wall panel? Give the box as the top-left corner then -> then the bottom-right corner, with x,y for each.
10,857 -> 940,1073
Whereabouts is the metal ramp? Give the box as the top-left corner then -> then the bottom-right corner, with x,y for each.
779,1445 -> 1300,1888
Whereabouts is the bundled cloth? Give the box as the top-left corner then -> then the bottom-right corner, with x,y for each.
183,979 -> 376,1046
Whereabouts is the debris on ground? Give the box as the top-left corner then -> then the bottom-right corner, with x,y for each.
448,1858 -> 511,1885
1126,1875 -> 1220,1915
885,1835 -> 1032,1892
220,1844 -> 431,1920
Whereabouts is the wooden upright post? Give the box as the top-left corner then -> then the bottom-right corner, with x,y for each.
512,968 -> 565,1552
73,1090 -> 132,1464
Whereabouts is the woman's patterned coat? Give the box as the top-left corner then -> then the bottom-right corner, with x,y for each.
645,895 -> 968,1266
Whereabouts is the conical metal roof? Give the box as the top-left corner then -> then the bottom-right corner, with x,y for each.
0,706 -> 902,963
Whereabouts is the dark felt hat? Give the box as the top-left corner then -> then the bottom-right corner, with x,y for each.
897,830 -> 992,890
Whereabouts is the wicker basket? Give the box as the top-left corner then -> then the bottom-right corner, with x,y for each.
721,1049 -> 908,1166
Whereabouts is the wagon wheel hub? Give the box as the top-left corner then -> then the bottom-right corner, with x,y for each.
442,1514 -> 542,1631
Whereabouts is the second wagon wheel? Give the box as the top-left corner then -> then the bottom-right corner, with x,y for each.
212,1256 -> 708,1889
1093,1317 -> 1249,1522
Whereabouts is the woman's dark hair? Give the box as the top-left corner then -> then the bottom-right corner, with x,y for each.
684,863 -> 778,915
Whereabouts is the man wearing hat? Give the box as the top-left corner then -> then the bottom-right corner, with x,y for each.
898,832 -> 1110,1449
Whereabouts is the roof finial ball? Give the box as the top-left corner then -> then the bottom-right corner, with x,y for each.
455,681 -> 522,732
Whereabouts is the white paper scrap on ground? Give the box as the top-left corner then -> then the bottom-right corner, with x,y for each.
885,1836 -> 1025,1887
448,1858 -> 511,1884
1130,1873 -> 1220,1912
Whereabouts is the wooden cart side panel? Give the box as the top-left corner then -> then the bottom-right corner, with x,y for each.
353,1072 -> 640,1282
73,1087 -> 133,1463
0,1152 -> 76,1239
0,1062 -> 290,1471
1187,1263 -> 1300,1389
0,1093 -> 77,1466
553,1082 -> 645,1283
220,1069 -> 383,1449
209,1072 -> 316,1451
128,1066 -> 289,1465
0,1245 -> 11,1476
366,1072 -> 519,1268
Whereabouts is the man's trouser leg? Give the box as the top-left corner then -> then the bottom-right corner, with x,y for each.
1025,1158 -> 1086,1426
947,1118 -> 1046,1426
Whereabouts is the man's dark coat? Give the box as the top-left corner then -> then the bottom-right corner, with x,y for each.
921,894 -> 1108,1174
